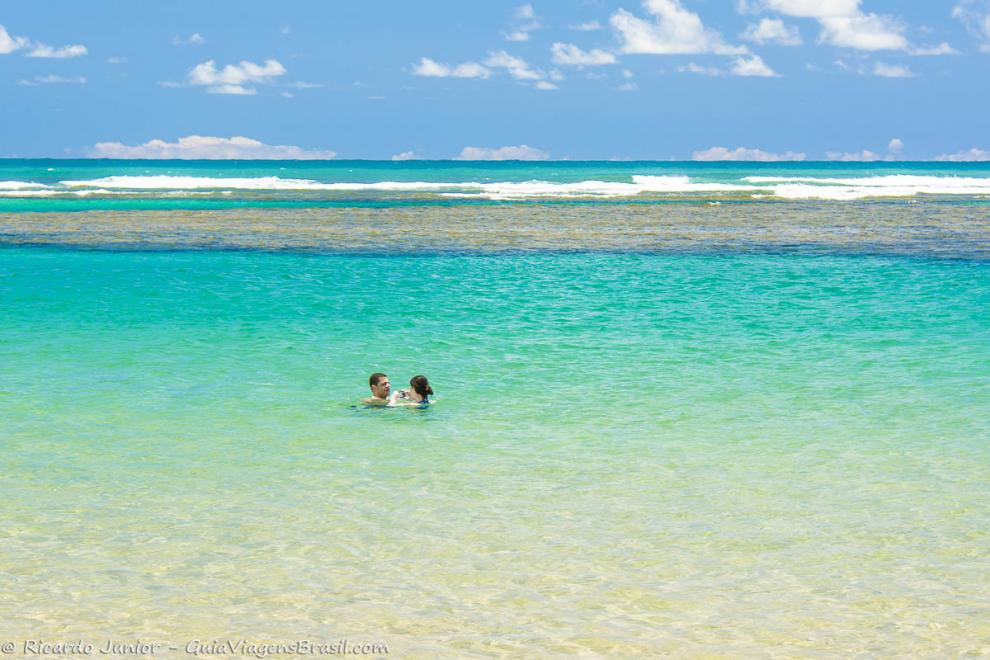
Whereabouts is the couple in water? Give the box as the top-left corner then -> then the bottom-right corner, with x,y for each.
364,372 -> 433,407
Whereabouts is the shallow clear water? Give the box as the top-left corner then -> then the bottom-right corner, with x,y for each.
2,243 -> 988,655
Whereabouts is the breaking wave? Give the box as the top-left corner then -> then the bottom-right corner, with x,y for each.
0,173 -> 987,200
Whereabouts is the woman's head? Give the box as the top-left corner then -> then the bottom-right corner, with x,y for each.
409,375 -> 433,400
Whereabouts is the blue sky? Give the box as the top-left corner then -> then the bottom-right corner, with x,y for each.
1,0 -> 988,160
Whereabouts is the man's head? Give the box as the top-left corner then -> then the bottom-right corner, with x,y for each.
369,372 -> 390,399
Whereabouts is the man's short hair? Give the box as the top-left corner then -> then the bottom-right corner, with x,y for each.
369,372 -> 387,388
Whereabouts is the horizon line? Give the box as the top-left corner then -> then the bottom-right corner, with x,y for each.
2,158 -> 989,164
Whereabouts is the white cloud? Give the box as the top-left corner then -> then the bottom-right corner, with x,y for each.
909,42 -> 958,55
451,62 -> 493,78
834,57 -> 916,77
873,62 -> 915,77
0,25 -> 29,54
287,80 -> 324,89
18,74 -> 86,85
534,81 -> 558,90
188,59 -> 287,94
732,54 -> 778,76
391,151 -> 419,161
935,147 -> 990,162
749,0 -> 862,17
753,0 -> 908,51
412,57 -> 491,78
826,139 -> 904,161
826,149 -> 881,161
611,0 -> 747,55
678,55 -> 776,77
484,50 -> 544,80
414,52 -> 551,88
457,145 -> 549,160
571,21 -> 603,31
618,81 -> 639,91
504,4 -> 540,42
953,1 -> 990,52
27,43 -> 87,58
1,24 -> 87,58
210,84 -> 255,95
88,135 -> 336,159
693,146 -> 806,161
551,42 -> 618,66
413,57 -> 453,77
679,62 -> 723,75
742,18 -> 802,45
820,15 -> 907,51
107,56 -> 127,64
173,33 -> 206,46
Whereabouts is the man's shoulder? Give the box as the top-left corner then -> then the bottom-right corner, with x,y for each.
362,396 -> 388,406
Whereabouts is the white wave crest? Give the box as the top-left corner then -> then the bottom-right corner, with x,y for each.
59,175 -> 488,191
744,174 -> 990,197
442,176 -> 758,199
770,185 -> 911,200
0,173 -> 978,201
0,189 -> 123,197
745,174 -> 990,186
0,189 -> 228,198
0,181 -> 48,190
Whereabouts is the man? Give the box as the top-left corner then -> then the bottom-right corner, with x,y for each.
363,372 -> 391,405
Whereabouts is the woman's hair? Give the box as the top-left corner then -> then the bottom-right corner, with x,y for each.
409,375 -> 433,399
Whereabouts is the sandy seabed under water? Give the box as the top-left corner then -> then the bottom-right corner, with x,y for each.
1,201 -> 988,258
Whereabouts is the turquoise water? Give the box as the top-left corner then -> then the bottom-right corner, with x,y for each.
2,243 -> 989,655
2,159 -> 989,654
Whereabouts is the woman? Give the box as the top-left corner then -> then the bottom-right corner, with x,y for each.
388,375 -> 434,406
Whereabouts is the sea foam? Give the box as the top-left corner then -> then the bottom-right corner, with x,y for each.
0,181 -> 48,190
60,176 -> 485,191
745,174 -> 990,198
0,172 -> 976,200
